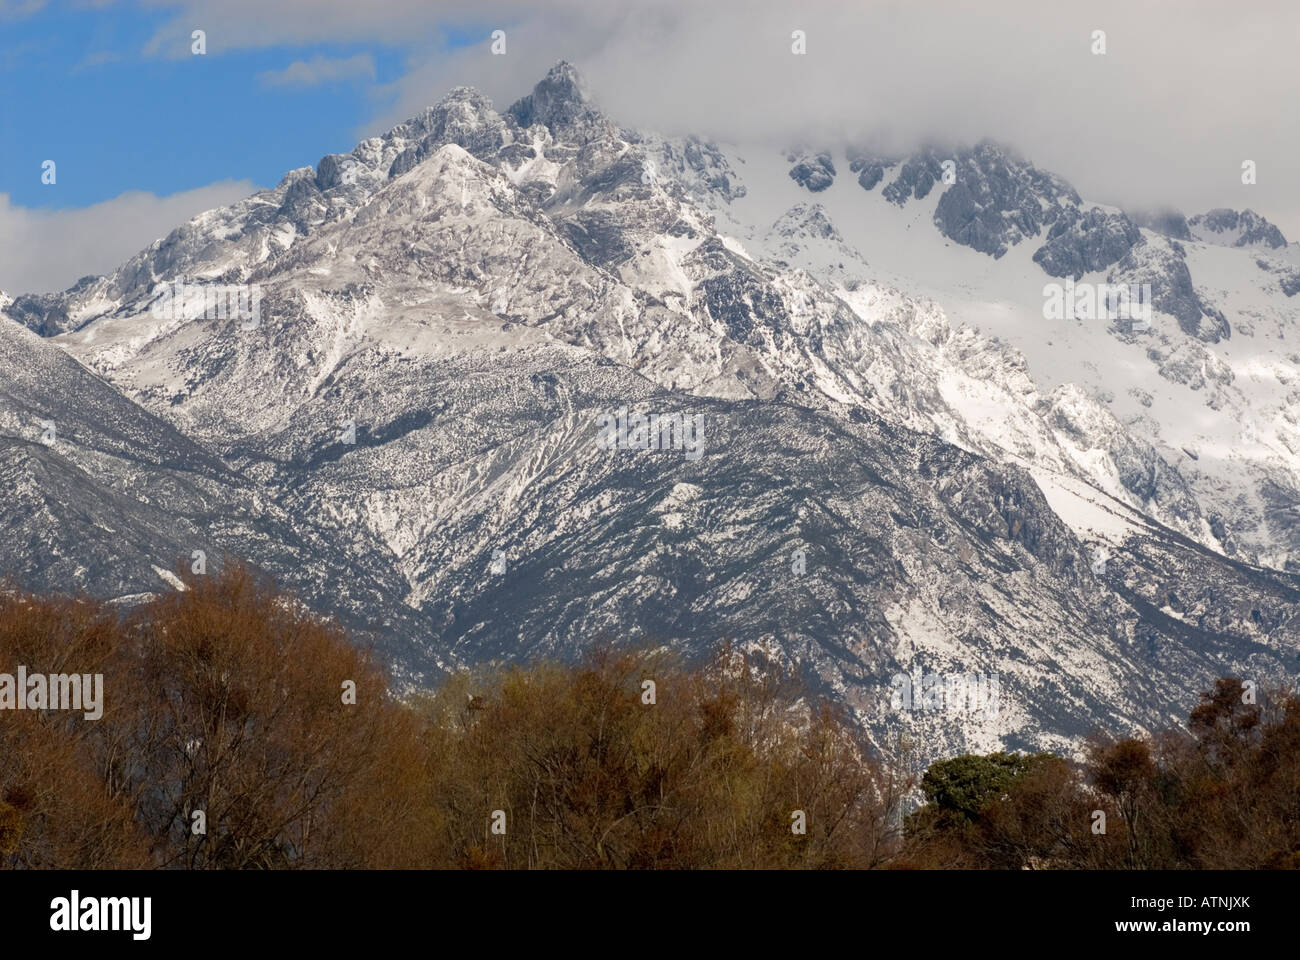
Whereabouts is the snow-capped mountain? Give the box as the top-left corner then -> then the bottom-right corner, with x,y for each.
3,62 -> 1297,757
667,138 -> 1300,569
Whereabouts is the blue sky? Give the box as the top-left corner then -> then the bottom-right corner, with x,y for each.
2,1 -> 1297,295
0,5 -> 479,210
0,0 -> 523,293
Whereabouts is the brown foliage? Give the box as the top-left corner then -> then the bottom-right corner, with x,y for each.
0,592 -> 149,868
420,647 -> 910,869
3,570 -> 1296,870
903,678 -> 1300,869
1,566 -> 437,869
0,570 -> 908,869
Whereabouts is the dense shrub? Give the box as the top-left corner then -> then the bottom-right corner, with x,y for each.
902,679 -> 1300,870
1,568 -> 1295,869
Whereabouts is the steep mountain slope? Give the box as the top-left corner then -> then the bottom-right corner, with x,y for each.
679,138 -> 1300,567
2,62 -> 1297,757
0,301 -> 439,646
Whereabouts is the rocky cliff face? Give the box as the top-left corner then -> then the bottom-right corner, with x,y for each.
1190,208 -> 1289,250
2,62 -> 1297,758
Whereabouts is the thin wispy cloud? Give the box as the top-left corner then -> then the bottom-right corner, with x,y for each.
0,0 -> 45,20
259,52 -> 375,88
136,0 -> 1300,238
0,181 -> 256,295
13,1 -> 1298,294
73,50 -> 123,71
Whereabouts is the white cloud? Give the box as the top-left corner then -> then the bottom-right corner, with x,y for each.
0,181 -> 257,295
139,0 -> 1300,239
0,0 -> 45,20
141,0 -> 454,58
259,52 -> 375,88
0,0 -> 1275,282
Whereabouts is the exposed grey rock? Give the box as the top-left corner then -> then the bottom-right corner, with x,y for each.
5,291 -> 72,336
645,135 -> 747,202
1255,257 -> 1300,297
1033,207 -> 1142,279
1037,384 -> 1204,529
1109,238 -> 1230,342
506,60 -> 614,146
788,152 -> 836,192
771,203 -> 840,242
1189,208 -> 1288,249
388,86 -> 512,175
4,61 -> 1298,759
848,152 -> 892,191
1147,340 -> 1235,391
930,142 -> 1078,259
882,153 -> 944,205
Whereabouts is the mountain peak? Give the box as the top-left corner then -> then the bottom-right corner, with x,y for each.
507,59 -> 608,143
1188,208 -> 1287,249
543,59 -> 585,90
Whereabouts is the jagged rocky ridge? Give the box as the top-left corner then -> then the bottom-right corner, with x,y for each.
2,62 -> 1298,758
720,135 -> 1300,567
